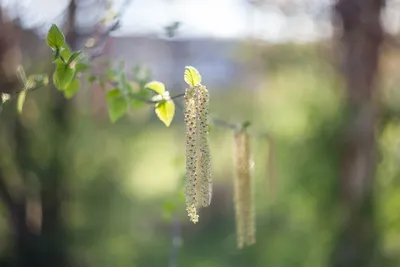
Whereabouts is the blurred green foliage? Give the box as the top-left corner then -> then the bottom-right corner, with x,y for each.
1,41 -> 400,267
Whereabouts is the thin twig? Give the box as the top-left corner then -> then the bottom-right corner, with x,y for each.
104,79 -> 185,104
2,84 -> 47,106
88,0 -> 133,61
171,92 -> 185,100
211,117 -> 240,131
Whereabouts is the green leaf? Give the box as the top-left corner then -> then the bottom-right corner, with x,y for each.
67,51 -> 83,66
106,89 -> 127,123
17,90 -> 27,114
64,78 -> 80,99
46,24 -> 65,49
53,63 -> 75,90
75,62 -> 90,72
155,100 -> 175,127
60,46 -> 72,60
184,66 -> 201,87
106,88 -> 121,99
145,81 -> 165,95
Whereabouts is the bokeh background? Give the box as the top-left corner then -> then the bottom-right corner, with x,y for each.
1,0 -> 400,267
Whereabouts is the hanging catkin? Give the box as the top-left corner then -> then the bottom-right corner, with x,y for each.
184,84 -> 212,223
198,86 -> 212,207
234,130 -> 255,248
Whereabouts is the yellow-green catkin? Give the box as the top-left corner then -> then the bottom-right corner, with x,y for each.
198,86 -> 212,207
234,130 -> 255,248
184,84 -> 212,223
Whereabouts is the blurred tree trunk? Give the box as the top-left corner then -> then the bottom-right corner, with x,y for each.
0,1 -> 76,266
331,0 -> 384,267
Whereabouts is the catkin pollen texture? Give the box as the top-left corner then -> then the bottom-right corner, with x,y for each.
184,84 -> 212,223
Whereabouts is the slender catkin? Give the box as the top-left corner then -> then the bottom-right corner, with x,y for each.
234,130 -> 255,248
198,86 -> 212,207
185,86 -> 199,223
184,84 -> 212,223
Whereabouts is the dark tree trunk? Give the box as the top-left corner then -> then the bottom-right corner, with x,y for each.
331,0 -> 385,267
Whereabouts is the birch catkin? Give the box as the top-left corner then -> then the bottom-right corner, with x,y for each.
234,130 -> 255,248
184,84 -> 212,223
198,86 -> 212,207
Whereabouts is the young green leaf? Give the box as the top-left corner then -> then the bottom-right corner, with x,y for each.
17,90 -> 27,114
53,63 -> 75,90
145,81 -> 165,95
46,24 -> 65,49
75,62 -> 90,72
106,88 -> 121,99
64,78 -> 80,99
155,100 -> 175,127
60,45 -> 72,60
67,51 -> 83,66
106,89 -> 127,123
184,66 -> 201,87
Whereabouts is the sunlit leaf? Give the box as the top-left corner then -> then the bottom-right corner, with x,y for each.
155,100 -> 175,127
145,81 -> 165,95
106,89 -> 127,123
64,78 -> 80,99
184,66 -> 201,87
53,63 -> 75,90
17,90 -> 27,114
46,24 -> 65,49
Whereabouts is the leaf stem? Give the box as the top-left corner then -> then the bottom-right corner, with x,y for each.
170,92 -> 185,100
60,55 -> 67,64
